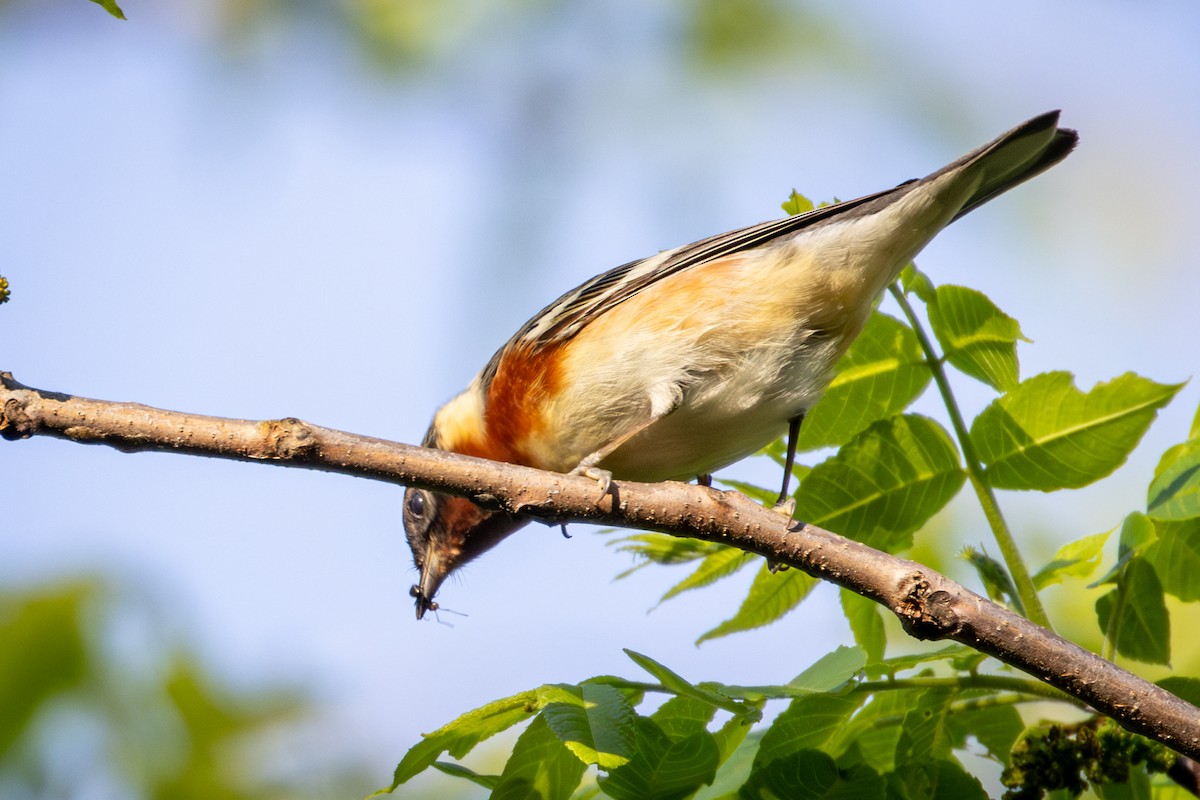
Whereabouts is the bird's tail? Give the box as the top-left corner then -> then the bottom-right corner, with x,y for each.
946,110 -> 1079,223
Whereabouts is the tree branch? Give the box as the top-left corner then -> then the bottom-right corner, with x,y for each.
4,370 -> 1199,760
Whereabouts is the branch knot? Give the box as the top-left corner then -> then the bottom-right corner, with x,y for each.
896,572 -> 961,640
1,396 -> 35,440
261,418 -> 318,460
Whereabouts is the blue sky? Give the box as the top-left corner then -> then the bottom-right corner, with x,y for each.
3,0 -> 1199,790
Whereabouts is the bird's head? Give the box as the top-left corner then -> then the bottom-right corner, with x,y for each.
403,486 -> 528,619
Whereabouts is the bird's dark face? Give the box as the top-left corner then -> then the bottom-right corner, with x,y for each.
402,487 -> 528,619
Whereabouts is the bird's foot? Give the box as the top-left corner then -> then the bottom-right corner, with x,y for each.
572,464 -> 614,503
767,496 -> 796,572
772,496 -> 797,518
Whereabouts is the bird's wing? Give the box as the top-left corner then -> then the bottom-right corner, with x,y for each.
478,185 -> 902,390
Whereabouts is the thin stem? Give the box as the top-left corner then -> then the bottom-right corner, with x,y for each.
598,673 -> 1082,708
857,674 -> 1082,706
861,693 -> 1069,732
888,284 -> 1052,631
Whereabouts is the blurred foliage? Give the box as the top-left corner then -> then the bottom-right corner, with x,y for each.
0,585 -> 88,762
683,0 -> 851,71
211,0 -> 472,70
0,579 -> 372,799
88,0 -> 125,20
43,0 -> 860,77
259,0 -> 849,74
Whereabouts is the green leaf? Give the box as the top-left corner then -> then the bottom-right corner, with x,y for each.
89,0 -> 126,19
1095,559 -> 1170,666
927,284 -> 1026,391
711,702 -> 761,763
787,646 -> 866,693
1091,514 -> 1157,589
840,589 -> 887,668
623,650 -> 753,719
876,645 -> 970,675
651,695 -> 718,741
388,689 -> 540,787
719,477 -> 790,507
949,650 -> 988,674
669,709 -> 766,800
757,750 -> 885,800
658,545 -> 753,605
611,533 -> 722,567
491,714 -> 589,800
798,313 -> 932,451
1144,518 -> 1200,601
760,749 -> 840,799
1118,511 -> 1159,558
961,546 -> 1021,610
781,190 -> 815,216
944,703 -> 1024,766
1152,402 -> 1200,481
829,689 -> 926,772
895,687 -> 956,765
1033,531 -> 1111,589
755,693 -> 864,772
431,761 -> 499,789
539,684 -> 637,769
971,371 -> 1182,491
1157,676 -> 1200,706
1100,513 -> 1160,588
599,718 -> 720,800
1093,766 -> 1153,800
694,730 -> 762,800
797,414 -> 965,552
695,562 -> 817,644
1148,439 -> 1200,521
892,759 -> 988,800
900,264 -> 937,303
581,676 -> 646,711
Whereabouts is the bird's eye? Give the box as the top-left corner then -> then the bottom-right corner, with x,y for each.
406,491 -> 426,519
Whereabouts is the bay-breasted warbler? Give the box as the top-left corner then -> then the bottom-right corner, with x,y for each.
405,111 -> 1077,618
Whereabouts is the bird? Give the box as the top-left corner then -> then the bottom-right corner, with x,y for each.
404,110 -> 1077,619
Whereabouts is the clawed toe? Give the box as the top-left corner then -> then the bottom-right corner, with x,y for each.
573,465 -> 614,503
767,495 -> 796,572
772,496 -> 797,518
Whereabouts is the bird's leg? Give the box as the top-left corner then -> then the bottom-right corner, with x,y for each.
773,413 -> 804,517
570,422 -> 651,500
570,395 -> 676,502
696,474 -> 712,487
571,461 -> 616,500
765,414 -> 805,573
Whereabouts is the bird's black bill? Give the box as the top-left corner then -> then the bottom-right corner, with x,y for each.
410,583 -> 438,620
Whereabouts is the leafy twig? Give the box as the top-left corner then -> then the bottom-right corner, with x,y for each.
888,284 -> 1052,631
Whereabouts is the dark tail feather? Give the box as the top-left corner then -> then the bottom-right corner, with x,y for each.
949,110 -> 1079,223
